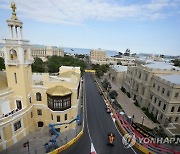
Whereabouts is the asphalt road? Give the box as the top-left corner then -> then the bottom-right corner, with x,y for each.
62,73 -> 141,154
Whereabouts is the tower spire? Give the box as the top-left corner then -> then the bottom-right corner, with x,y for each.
7,1 -> 23,39
11,1 -> 18,20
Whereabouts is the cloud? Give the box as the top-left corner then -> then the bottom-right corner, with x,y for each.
1,0 -> 180,25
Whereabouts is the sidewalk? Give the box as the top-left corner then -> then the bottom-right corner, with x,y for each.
103,76 -> 157,129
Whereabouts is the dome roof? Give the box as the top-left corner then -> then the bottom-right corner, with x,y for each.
46,85 -> 72,96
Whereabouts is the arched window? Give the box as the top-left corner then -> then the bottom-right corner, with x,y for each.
36,92 -> 42,101
9,49 -> 17,60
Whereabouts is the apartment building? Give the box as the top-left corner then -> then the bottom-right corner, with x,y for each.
90,48 -> 106,65
31,45 -> 64,61
124,59 -> 180,124
149,74 -> 180,124
0,3 -> 81,151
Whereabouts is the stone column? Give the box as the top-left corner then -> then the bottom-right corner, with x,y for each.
15,27 -> 18,39
8,26 -> 12,38
20,27 -> 23,39
11,26 -> 14,38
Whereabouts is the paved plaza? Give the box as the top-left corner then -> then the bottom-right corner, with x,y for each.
1,126 -> 82,154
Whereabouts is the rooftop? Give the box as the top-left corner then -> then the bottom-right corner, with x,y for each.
32,73 -> 43,85
159,74 -> 180,85
90,48 -> 106,52
46,85 -> 72,96
144,61 -> 180,70
59,71 -> 80,78
111,65 -> 127,72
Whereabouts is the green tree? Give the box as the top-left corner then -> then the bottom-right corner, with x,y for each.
91,64 -> 109,78
47,55 -> 86,73
109,90 -> 118,99
102,78 -> 108,89
96,69 -> 103,78
102,79 -> 111,90
101,65 -> 107,73
0,57 -> 5,71
32,57 -> 45,73
121,86 -> 126,93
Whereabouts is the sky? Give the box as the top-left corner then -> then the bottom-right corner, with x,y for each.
0,0 -> 180,55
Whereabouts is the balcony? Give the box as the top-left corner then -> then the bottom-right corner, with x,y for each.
6,59 -> 19,66
0,108 -> 23,124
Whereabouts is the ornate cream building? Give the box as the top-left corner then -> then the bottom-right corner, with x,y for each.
31,45 -> 64,61
124,59 -> 180,125
0,2 -> 81,151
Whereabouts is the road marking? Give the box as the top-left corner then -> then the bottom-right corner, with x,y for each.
90,143 -> 97,154
84,75 -> 97,154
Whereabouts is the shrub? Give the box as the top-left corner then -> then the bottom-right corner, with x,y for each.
121,87 -> 126,93
113,100 -> 122,109
127,92 -> 131,98
141,107 -> 146,112
109,90 -> 118,99
134,101 -> 140,107
144,110 -> 158,123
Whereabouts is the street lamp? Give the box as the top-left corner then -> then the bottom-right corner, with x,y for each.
141,116 -> 145,127
23,140 -> 30,154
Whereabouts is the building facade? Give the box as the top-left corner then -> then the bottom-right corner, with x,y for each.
31,45 -> 64,61
90,48 -> 106,65
149,75 -> 180,124
0,2 -> 81,151
123,59 -> 180,125
108,65 -> 127,87
106,56 -> 135,66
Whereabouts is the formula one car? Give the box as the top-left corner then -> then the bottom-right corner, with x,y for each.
107,133 -> 115,146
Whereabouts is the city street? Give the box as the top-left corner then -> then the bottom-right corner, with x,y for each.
62,73 -> 141,154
